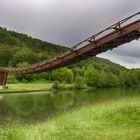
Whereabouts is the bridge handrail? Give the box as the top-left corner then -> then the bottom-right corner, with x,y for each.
70,11 -> 140,50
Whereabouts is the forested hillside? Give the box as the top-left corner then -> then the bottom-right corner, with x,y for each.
0,27 -> 66,67
69,57 -> 126,76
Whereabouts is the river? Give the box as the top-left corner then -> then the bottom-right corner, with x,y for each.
0,87 -> 140,123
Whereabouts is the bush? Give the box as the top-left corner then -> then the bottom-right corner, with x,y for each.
105,72 -> 120,87
74,75 -> 85,89
84,66 -> 99,87
15,62 -> 34,82
7,74 -> 18,84
52,67 -> 74,83
52,81 -> 60,89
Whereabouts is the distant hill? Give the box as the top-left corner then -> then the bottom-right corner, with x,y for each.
70,57 -> 127,76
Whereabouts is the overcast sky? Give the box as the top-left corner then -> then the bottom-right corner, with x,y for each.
0,0 -> 140,68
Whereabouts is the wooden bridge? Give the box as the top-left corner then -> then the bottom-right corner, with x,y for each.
0,12 -> 140,88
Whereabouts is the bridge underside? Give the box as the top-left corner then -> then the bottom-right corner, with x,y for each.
59,29 -> 140,67
0,72 -> 8,88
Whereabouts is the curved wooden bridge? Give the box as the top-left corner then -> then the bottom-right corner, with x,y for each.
0,12 -> 140,87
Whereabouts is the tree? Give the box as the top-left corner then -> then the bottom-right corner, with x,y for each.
126,72 -> 133,86
119,71 -> 126,86
84,65 -> 99,87
129,71 -> 138,85
15,62 -> 33,82
0,44 -> 13,67
52,67 -> 74,83
10,47 -> 39,67
52,81 -> 60,89
0,28 -> 20,46
105,72 -> 120,87
96,71 -> 107,88
74,75 -> 85,89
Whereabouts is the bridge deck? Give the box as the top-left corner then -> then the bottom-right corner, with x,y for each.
1,12 -> 140,74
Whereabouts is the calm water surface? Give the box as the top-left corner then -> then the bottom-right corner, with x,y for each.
0,87 -> 140,123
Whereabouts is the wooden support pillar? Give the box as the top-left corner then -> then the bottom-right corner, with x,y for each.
0,72 -> 8,89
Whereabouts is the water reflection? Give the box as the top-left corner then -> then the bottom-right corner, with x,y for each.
0,87 -> 140,122
51,92 -> 74,109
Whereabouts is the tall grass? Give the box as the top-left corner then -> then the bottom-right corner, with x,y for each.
0,96 -> 140,140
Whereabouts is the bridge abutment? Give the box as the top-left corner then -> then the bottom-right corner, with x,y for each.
0,72 -> 8,89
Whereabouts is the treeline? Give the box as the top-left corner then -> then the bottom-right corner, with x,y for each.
52,65 -> 140,89
8,59 -> 140,89
50,65 -> 140,89
84,66 -> 140,88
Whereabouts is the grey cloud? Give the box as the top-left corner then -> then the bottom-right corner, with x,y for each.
98,41 -> 140,68
99,40 -> 140,58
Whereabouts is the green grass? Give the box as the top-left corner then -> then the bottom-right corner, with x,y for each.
0,96 -> 140,140
0,81 -> 53,92
0,81 -> 79,93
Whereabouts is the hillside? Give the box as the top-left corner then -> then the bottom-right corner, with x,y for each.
70,57 -> 127,77
0,27 -> 67,67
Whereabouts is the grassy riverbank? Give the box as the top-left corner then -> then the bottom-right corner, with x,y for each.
0,81 -> 53,92
0,95 -> 140,140
1,81 -> 140,93
0,81 -> 78,93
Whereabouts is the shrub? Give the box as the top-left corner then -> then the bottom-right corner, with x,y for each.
74,75 -> 85,89
52,67 -> 74,83
7,74 -> 18,84
52,81 -> 60,89
84,66 -> 99,87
